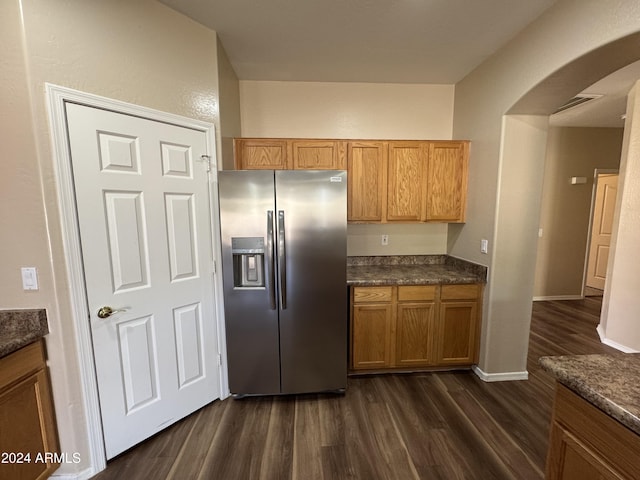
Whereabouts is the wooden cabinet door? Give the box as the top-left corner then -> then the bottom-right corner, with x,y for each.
546,385 -> 636,480
387,142 -> 427,222
291,140 -> 346,169
351,304 -> 394,369
0,371 -> 60,480
395,302 -> 436,367
234,139 -> 290,169
351,287 -> 394,370
347,141 -> 387,222
0,342 -> 59,480
233,137 -> 471,224
547,426 -> 622,480
435,301 -> 478,365
426,141 -> 469,222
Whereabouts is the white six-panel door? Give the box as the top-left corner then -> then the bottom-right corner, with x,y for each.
586,173 -> 619,290
65,102 -> 221,459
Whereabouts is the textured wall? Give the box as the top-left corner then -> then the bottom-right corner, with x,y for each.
453,0 -> 640,375
534,127 -> 623,299
239,80 -> 455,256
601,81 -> 640,352
239,81 -> 454,139
3,0 -> 224,475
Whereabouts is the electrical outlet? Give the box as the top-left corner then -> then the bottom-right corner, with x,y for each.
381,234 -> 389,246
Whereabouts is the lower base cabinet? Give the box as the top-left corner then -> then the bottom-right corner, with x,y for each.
351,287 -> 394,369
0,340 -> 59,480
546,384 -> 640,480
437,285 -> 480,365
350,284 -> 482,371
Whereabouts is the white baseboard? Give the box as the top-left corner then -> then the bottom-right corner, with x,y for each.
472,365 -> 529,382
51,467 -> 97,480
533,295 -> 583,301
596,324 -> 639,353
596,323 -> 606,343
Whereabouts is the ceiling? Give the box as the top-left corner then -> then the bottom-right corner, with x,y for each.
161,0 -> 636,128
549,59 -> 640,128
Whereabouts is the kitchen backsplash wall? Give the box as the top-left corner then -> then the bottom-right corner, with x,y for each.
347,223 -> 448,256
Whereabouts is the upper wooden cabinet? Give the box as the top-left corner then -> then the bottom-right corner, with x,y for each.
427,142 -> 469,222
234,138 -> 346,170
234,137 -> 470,223
234,139 -> 290,169
387,142 -> 428,222
347,141 -> 387,222
291,140 -> 346,169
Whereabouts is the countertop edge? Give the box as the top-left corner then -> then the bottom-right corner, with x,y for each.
0,309 -> 49,359
347,277 -> 484,286
346,255 -> 487,286
540,355 -> 640,436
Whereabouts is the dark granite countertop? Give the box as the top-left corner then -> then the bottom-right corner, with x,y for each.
0,309 -> 49,358
347,255 -> 487,286
540,353 -> 640,436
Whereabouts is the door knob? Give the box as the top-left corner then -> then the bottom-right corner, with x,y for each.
97,306 -> 127,319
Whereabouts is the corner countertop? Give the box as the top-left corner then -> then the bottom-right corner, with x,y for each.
0,309 -> 49,359
540,353 -> 640,436
347,255 -> 487,286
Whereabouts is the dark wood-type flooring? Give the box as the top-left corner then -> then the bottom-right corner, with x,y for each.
92,296 -> 618,480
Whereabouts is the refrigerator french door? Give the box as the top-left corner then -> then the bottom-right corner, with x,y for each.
218,170 -> 347,395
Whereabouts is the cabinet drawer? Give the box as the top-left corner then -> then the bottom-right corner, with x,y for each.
398,285 -> 437,302
0,340 -> 46,389
353,286 -> 393,303
441,284 -> 480,300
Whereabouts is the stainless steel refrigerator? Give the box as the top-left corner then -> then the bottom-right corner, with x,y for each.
218,170 -> 347,396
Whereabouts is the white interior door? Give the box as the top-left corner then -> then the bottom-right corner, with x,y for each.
65,102 -> 221,459
586,173 -> 618,290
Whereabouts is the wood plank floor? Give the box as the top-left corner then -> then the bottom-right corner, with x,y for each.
92,297 -> 618,480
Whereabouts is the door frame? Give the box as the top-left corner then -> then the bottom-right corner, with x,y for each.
45,84 -> 229,475
582,168 -> 619,296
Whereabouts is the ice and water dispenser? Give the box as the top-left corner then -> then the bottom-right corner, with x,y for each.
231,237 -> 265,288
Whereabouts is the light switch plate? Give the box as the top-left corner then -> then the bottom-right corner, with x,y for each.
480,239 -> 489,254
21,267 -> 39,291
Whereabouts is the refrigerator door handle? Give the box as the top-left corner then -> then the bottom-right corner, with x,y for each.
266,210 -> 277,310
278,210 -> 287,309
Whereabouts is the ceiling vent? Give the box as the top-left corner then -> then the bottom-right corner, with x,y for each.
554,94 -> 603,114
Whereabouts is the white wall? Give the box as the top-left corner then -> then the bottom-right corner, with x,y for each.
348,224 -> 448,256
239,80 -> 456,256
534,127 -> 623,299
217,40 -> 242,170
2,0 -> 224,476
600,80 -> 640,352
240,81 -> 454,139
479,115 -> 549,374
453,0 -> 640,376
